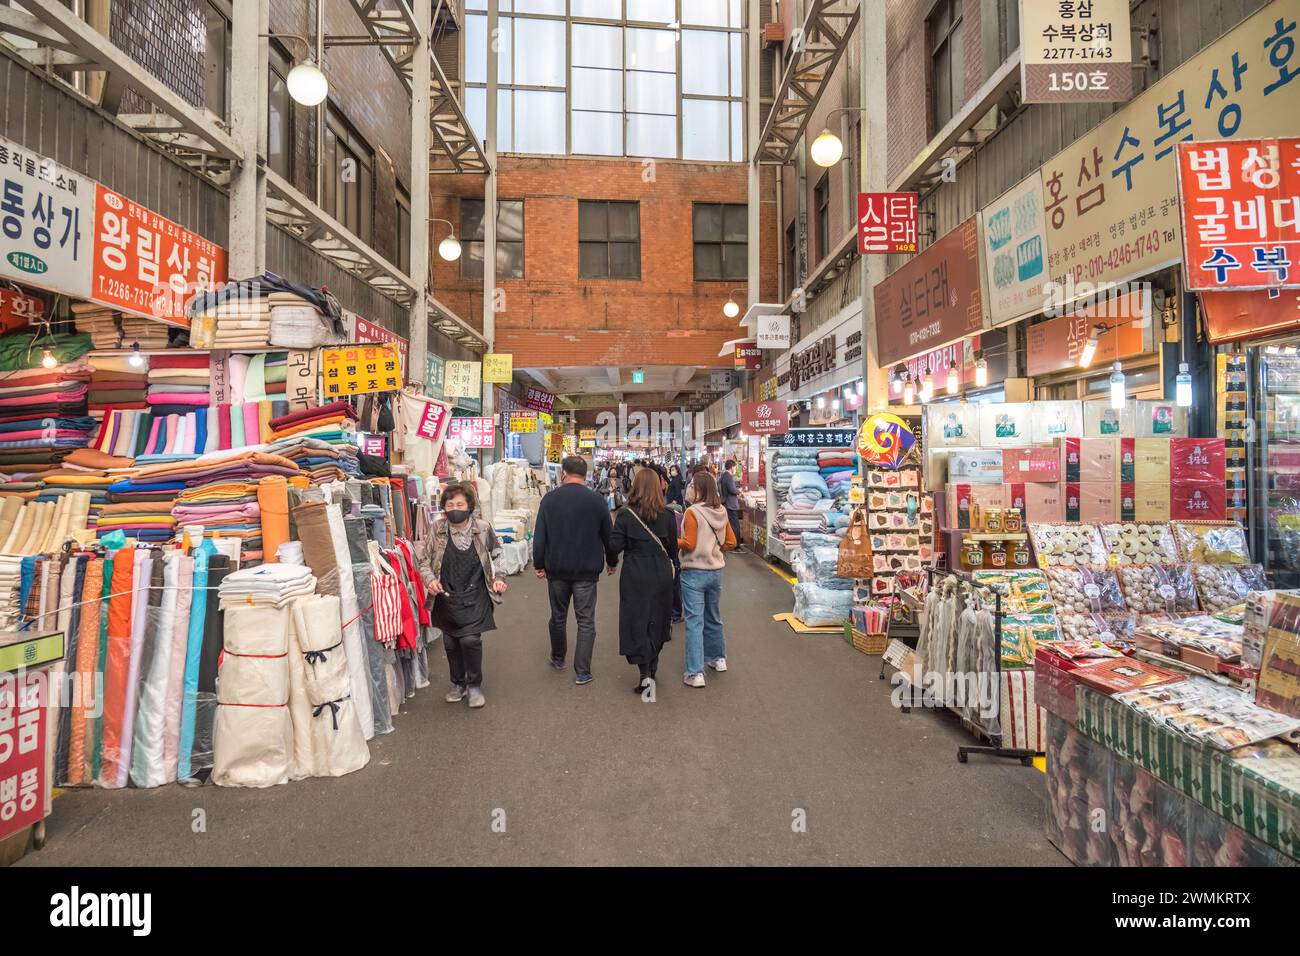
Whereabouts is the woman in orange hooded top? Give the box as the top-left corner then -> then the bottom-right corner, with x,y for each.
676,470 -> 736,688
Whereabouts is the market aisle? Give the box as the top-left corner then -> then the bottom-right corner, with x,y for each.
21,554 -> 1066,867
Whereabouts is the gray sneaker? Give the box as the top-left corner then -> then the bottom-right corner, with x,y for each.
445,683 -> 466,703
466,685 -> 486,708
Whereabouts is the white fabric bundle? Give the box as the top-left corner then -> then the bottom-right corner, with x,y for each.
286,595 -> 369,779
292,595 -> 352,706
212,603 -> 293,788
212,705 -> 294,789
321,484 -> 375,740
269,305 -> 340,349
217,563 -> 317,608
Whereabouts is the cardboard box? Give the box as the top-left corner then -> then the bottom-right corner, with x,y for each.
1079,481 -> 1119,523
1079,438 -> 1118,483
1134,437 -> 1171,483
1073,657 -> 1184,694
1171,437 -> 1226,485
1258,594 -> 1300,718
925,403 -> 980,447
947,449 -> 1005,483
1083,401 -> 1136,438
1170,480 -> 1226,521
946,482 -> 1009,530
1133,481 -> 1172,522
978,402 -> 1032,446
1002,445 -> 1061,483
1024,481 -> 1066,523
1117,481 -> 1136,522
1135,400 -> 1188,437
1030,400 -> 1084,444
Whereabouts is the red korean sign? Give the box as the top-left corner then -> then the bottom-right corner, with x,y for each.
360,434 -> 387,457
0,287 -> 43,333
0,670 -> 47,841
741,400 -> 788,435
1176,138 -> 1300,291
415,399 -> 452,443
524,386 -> 555,414
352,315 -> 411,383
734,342 -> 762,370
858,192 -> 919,254
448,416 -> 495,449
90,184 -> 226,328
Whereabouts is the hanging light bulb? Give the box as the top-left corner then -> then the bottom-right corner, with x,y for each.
128,342 -> 145,368
40,348 -> 56,369
902,376 -> 915,405
946,365 -> 959,394
921,368 -> 935,402
816,395 -> 826,410
1078,325 -> 1102,368
856,379 -> 865,396
287,58 -> 329,107
974,351 -> 988,388
1175,362 -> 1193,407
810,129 -> 844,167
1109,361 -> 1127,411
890,368 -> 903,394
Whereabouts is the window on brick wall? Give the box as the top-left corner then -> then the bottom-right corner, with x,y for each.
693,203 -> 747,281
268,42 -> 293,182
322,106 -> 375,246
396,186 -> 412,275
814,173 -> 830,264
928,0 -> 965,133
997,0 -> 1020,62
578,200 -> 640,279
461,199 -> 525,280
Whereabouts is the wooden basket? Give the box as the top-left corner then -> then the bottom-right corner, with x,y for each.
851,627 -> 887,655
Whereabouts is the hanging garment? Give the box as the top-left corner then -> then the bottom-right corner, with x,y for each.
95,551 -> 135,786
130,552 -> 180,788
211,603 -> 293,788
369,545 -> 404,648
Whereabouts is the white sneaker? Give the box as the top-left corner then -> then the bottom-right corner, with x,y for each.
707,658 -> 728,672
683,673 -> 706,688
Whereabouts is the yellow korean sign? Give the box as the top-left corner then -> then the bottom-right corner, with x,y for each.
508,412 -> 539,433
483,352 -> 514,383
444,360 -> 482,399
1040,4 -> 1300,303
321,345 -> 403,397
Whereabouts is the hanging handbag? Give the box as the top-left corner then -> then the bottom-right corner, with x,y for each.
837,508 -> 874,579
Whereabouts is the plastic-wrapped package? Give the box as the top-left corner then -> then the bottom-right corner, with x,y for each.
1193,563 -> 1269,613
1117,563 -> 1198,614
1000,613 -> 1060,668
1098,523 -> 1177,564
1058,612 -> 1136,644
971,569 -> 1055,613
793,582 -> 853,626
1172,521 -> 1250,564
1045,567 -> 1125,614
1029,523 -> 1108,566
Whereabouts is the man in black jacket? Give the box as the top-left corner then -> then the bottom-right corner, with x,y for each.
720,459 -> 746,553
533,456 -> 618,684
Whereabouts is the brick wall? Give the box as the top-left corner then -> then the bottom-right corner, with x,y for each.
431,156 -> 778,368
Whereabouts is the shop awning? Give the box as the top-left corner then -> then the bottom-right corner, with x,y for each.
738,303 -> 788,330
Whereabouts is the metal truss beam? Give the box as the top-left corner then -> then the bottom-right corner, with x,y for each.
754,0 -> 860,166
341,0 -> 489,174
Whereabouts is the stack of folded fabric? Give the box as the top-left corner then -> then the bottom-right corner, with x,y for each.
37,472 -> 110,533
266,435 -> 352,485
268,294 -> 343,349
172,483 -> 261,549
134,408 -> 210,462
819,448 -> 857,500
72,304 -> 169,349
87,354 -> 149,420
268,401 -> 358,445
92,407 -> 151,458
217,562 -> 317,607
93,500 -> 176,543
147,354 -> 210,415
264,353 -> 288,398
0,554 -> 22,629
189,293 -> 271,350
0,351 -> 96,465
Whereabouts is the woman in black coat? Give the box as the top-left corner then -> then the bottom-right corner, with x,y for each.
610,467 -> 679,695
665,464 -> 686,507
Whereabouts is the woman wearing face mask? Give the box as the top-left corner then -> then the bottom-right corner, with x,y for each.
417,482 -> 507,709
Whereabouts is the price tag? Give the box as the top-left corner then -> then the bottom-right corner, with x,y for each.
1037,553 -> 1048,570
1107,553 -> 1119,569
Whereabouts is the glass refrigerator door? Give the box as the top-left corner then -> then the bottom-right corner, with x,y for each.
1253,347 -> 1300,589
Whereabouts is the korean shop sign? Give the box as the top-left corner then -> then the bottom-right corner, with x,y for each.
0,137 -> 94,299
92,184 -> 226,327
741,400 -> 789,435
1025,289 -> 1151,376
321,344 -> 403,397
508,412 -> 539,433
0,669 -> 48,842
980,171 -> 1051,326
483,352 -> 514,383
858,192 -> 918,253
787,334 -> 837,390
874,217 -> 982,367
1176,138 -> 1300,291
349,314 -> 411,382
755,313 -> 791,349
426,353 -> 445,398
448,416 -> 495,449
444,360 -> 482,399
1021,0 -> 1134,104
0,286 -> 43,333
1040,5 -> 1300,302
415,399 -> 453,443
524,386 -> 555,413
1201,287 -> 1300,343
734,341 -> 762,370
768,428 -> 856,448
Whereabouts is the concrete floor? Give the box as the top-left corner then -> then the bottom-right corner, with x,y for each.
20,552 -> 1067,867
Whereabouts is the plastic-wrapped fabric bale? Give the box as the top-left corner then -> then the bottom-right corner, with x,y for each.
344,514 -> 392,735
212,603 -> 292,788
290,595 -> 369,777
793,582 -> 854,627
97,549 -> 145,789
797,533 -> 853,591
498,539 -> 530,576
321,485 -> 375,739
190,553 -> 232,783
177,545 -> 213,785
54,554 -> 85,785
130,551 -> 179,788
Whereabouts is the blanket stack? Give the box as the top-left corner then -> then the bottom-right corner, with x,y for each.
267,435 -> 356,485
818,449 -> 857,500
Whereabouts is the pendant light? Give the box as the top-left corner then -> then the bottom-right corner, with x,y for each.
1078,324 -> 1103,368
920,367 -> 935,403
1109,361 -> 1126,410
946,365 -> 959,394
1175,362 -> 1193,407
810,129 -> 844,167
890,367 -> 903,394
856,379 -> 865,396
974,350 -> 988,388
40,348 -> 56,369
902,375 -> 915,405
816,395 -> 826,410
128,342 -> 145,368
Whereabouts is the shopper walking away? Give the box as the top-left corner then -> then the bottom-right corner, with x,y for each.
666,464 -> 686,507
417,483 -> 507,709
720,459 -> 746,553
533,455 -> 619,684
677,471 -> 736,687
610,469 -> 678,696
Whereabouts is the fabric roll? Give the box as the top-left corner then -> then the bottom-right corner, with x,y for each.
163,555 -> 193,783
292,501 -> 337,596
0,495 -> 21,545
342,515 -> 369,563
230,402 -> 246,448
177,547 -> 210,783
242,402 -> 260,450
228,354 -> 249,405
245,352 -> 267,402
67,558 -> 102,786
193,408 -> 207,454
189,553 -> 230,783
55,555 -> 86,785
89,552 -> 113,781
257,401 -> 273,445
257,476 -> 290,564
97,549 -> 138,787
114,550 -> 154,788
131,551 -> 179,787
205,407 -> 219,454
218,403 -> 232,451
